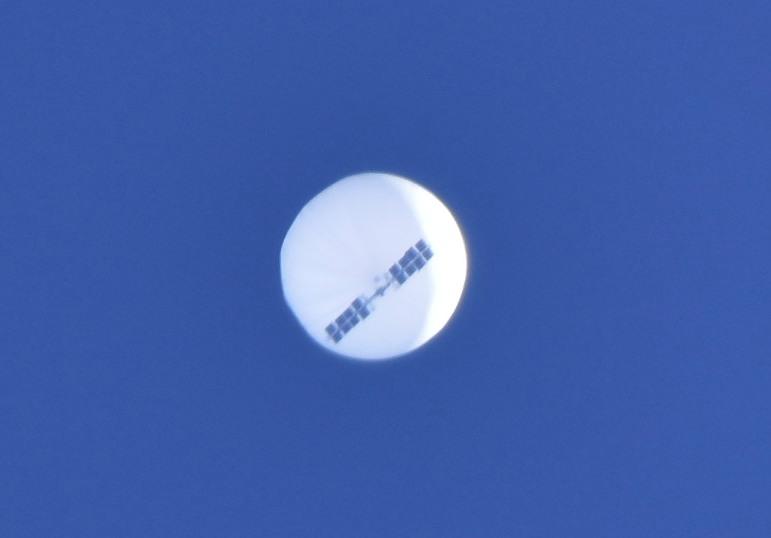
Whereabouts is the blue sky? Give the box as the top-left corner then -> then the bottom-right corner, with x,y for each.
2,2 -> 770,536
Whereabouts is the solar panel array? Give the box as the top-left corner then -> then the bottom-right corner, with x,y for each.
325,239 -> 433,344
325,296 -> 370,343
388,239 -> 434,285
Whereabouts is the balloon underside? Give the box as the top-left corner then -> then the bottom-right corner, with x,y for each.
280,173 -> 467,360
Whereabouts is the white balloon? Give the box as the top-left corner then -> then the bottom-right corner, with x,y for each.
280,172 -> 467,360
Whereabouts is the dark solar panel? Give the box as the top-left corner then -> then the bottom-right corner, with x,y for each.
400,248 -> 416,266
325,324 -> 337,336
352,299 -> 370,318
395,271 -> 407,284
422,247 -> 433,260
414,256 -> 425,269
415,239 -> 427,252
331,331 -> 343,343
404,263 -> 417,275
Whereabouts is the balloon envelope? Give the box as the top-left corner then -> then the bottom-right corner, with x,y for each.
280,172 -> 467,360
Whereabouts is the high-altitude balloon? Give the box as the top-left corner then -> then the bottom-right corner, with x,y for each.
280,172 -> 467,360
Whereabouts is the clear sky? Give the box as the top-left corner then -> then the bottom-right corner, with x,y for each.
2,2 -> 770,537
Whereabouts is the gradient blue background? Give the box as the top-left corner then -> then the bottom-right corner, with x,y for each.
2,2 -> 770,536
